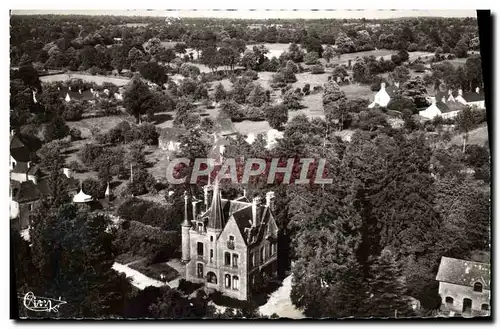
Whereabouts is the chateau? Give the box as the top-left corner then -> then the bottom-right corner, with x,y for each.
181,181 -> 279,300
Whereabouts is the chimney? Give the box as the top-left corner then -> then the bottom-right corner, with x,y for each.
192,199 -> 202,221
476,87 -> 480,94
458,89 -> 463,96
252,196 -> 262,227
90,88 -> 94,93
69,86 -> 72,91
27,161 -> 31,168
243,188 -> 247,198
79,89 -> 82,94
57,87 -> 60,91
394,82 -> 400,88
431,97 -> 436,104
380,82 -> 386,90
32,90 -> 37,104
441,96 -> 446,103
10,130 -> 15,137
203,185 -> 213,211
448,89 -> 452,95
266,191 -> 275,210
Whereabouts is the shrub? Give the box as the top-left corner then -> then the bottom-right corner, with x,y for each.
63,102 -> 84,121
68,160 -> 86,173
69,127 -> 82,141
283,89 -> 303,110
304,51 -> 319,65
243,69 -> 259,80
311,64 -> 325,74
179,63 -> 200,78
302,83 -> 311,95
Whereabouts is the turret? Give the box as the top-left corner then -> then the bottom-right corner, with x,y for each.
181,191 -> 191,263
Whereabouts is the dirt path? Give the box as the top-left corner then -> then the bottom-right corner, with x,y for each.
112,262 -> 168,290
258,275 -> 305,319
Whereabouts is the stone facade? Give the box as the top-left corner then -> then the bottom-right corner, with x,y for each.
181,186 -> 279,301
438,281 -> 490,316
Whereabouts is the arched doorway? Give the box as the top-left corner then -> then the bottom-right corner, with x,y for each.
462,298 -> 472,314
207,271 -> 217,284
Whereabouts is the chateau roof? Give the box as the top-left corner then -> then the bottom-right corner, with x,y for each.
436,257 -> 490,290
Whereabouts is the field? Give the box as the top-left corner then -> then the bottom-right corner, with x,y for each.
40,73 -> 131,86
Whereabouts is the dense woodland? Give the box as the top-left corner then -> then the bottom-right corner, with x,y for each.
11,14 -> 489,319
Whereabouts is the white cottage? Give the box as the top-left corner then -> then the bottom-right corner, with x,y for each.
368,82 -> 399,108
455,88 -> 485,109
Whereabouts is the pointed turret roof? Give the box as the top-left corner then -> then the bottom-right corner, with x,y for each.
207,179 -> 225,230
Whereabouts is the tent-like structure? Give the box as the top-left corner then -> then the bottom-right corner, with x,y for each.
73,188 -> 93,203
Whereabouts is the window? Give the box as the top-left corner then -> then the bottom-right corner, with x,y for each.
210,236 -> 213,242
207,271 -> 217,284
250,252 -> 254,267
232,276 -> 239,290
28,203 -> 33,211
268,243 -> 272,257
225,274 -> 231,288
232,254 -> 239,268
445,297 -> 454,304
227,235 -> 235,250
197,242 -> 204,256
271,242 -> 276,255
481,304 -> 489,311
197,263 -> 203,278
260,246 -> 265,263
473,282 -> 483,292
224,252 -> 231,266
210,249 -> 213,263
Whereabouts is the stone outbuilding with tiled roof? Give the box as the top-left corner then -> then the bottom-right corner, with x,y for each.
435,256 -> 490,317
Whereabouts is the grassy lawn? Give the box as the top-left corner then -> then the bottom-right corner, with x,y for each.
67,115 -> 136,137
40,73 -> 131,86
340,83 -> 373,100
450,124 -> 489,147
129,260 -> 180,283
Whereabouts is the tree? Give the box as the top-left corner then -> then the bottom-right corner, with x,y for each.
352,61 -> 367,83
127,47 -> 144,69
283,89 -> 303,110
335,32 -> 356,53
366,248 -> 415,318
264,103 -> 288,130
323,45 -> 335,63
82,178 -> 106,199
28,203 -> 132,318
247,84 -> 267,107
173,97 -> 196,127
454,36 -> 469,58
456,107 -> 476,153
138,62 -> 168,86
214,83 -> 227,103
123,78 -> 153,123
390,66 -> 411,84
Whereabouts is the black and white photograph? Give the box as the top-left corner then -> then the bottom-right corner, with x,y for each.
8,8 -> 491,321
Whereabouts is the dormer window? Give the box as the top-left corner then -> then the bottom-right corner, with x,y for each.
197,222 -> 203,233
473,282 -> 483,292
